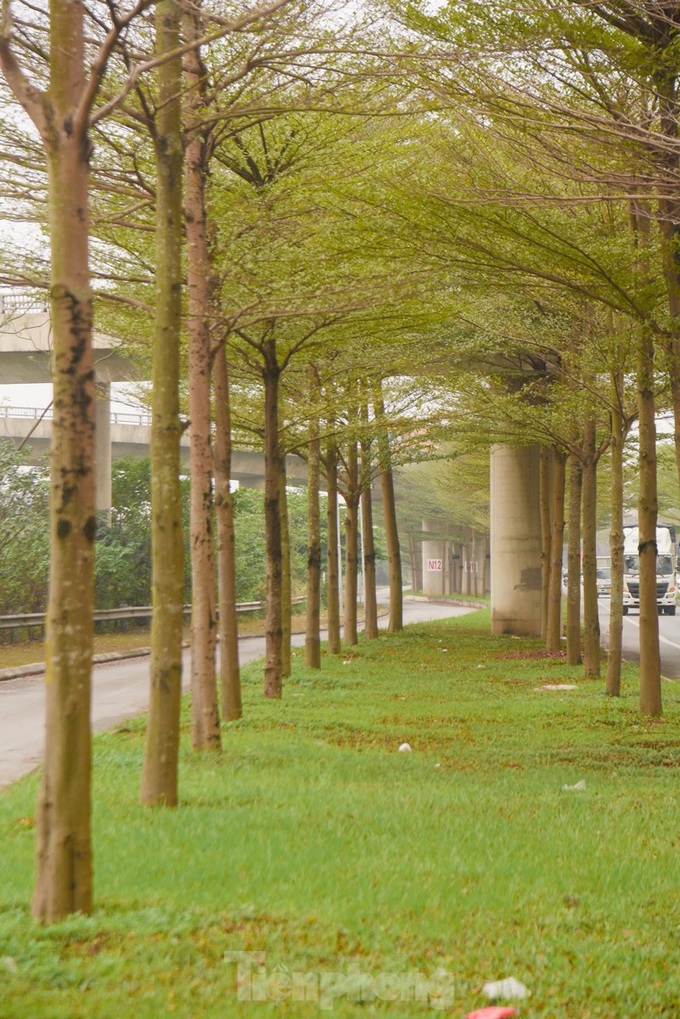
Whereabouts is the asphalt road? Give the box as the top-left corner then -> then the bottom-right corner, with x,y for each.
0,596 -> 471,790
599,597 -> 680,678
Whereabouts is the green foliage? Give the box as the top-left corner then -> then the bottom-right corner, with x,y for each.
95,458 -> 155,609
234,486 -> 329,602
0,451 -> 389,616
0,441 -> 50,614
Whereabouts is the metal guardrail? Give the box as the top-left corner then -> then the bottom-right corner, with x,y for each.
0,599 -> 306,634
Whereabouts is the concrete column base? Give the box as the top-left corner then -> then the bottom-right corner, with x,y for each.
422,517 -> 446,596
490,444 -> 542,636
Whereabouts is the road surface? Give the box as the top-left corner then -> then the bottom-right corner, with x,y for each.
599,597 -> 680,677
0,597 -> 471,790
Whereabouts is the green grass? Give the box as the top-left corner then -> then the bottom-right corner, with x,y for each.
1,609 -> 680,1017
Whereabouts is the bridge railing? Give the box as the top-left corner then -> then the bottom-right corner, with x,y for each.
0,598 -> 304,638
0,405 -> 153,427
0,292 -> 48,314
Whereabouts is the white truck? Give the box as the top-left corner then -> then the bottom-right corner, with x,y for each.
622,524 -> 677,616
596,555 -> 611,596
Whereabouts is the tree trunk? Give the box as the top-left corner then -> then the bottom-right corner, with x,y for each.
280,456 -> 292,677
213,343 -> 242,720
185,24 -> 220,749
360,423 -> 379,640
582,415 -> 601,679
325,444 -> 342,654
656,75 -> 680,496
539,446 -> 552,641
625,195 -> 662,713
32,6 -> 96,919
375,391 -> 402,631
607,367 -> 625,697
343,492 -> 359,644
263,336 -> 283,697
305,374 -> 322,669
342,436 -> 360,646
638,327 -> 662,715
141,1 -> 185,806
409,532 -> 423,592
546,448 -> 566,653
566,452 -> 583,666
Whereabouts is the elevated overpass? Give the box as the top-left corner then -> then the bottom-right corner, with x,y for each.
0,305 -> 543,637
0,404 -> 309,489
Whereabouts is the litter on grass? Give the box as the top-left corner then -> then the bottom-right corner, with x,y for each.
562,779 -> 586,792
483,976 -> 529,1000
540,683 -> 577,691
398,742 -> 413,752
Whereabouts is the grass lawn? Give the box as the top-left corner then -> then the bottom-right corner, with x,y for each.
1,608 -> 679,1017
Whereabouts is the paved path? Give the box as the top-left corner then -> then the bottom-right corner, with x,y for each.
0,598 -> 473,790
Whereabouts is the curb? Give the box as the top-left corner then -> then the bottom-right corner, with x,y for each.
0,646 -> 154,683
407,596 -> 487,609
0,599 -> 469,683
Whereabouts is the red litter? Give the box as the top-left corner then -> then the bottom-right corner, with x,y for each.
465,1009 -> 518,1019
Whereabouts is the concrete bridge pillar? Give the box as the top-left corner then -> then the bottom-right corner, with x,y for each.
422,517 -> 446,596
490,443 -> 542,636
95,381 -> 112,517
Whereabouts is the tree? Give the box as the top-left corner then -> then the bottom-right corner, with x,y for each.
385,0 -> 679,707
0,0 -> 152,923
141,0 -> 186,806
184,1 -> 221,749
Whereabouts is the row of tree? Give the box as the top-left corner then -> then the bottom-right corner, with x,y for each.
2,0 -> 680,921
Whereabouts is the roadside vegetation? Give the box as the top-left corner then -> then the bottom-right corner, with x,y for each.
1,610 -> 678,1017
0,450 -> 389,621
2,0 -> 680,929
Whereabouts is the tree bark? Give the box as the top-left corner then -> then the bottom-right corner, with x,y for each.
263,335 -> 283,697
325,443 -> 342,654
607,367 -> 625,697
31,3 -> 96,920
185,20 -> 220,749
566,452 -> 583,666
656,72 -> 680,495
141,0 -> 185,806
638,326 -> 662,715
539,446 -> 552,641
214,343 -> 242,720
342,437 -> 360,646
375,390 -> 402,631
279,455 -> 292,677
582,414 -> 601,679
305,375 -> 322,668
409,532 -> 423,592
546,448 -> 566,653
360,416 -> 379,639
626,194 -> 662,713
